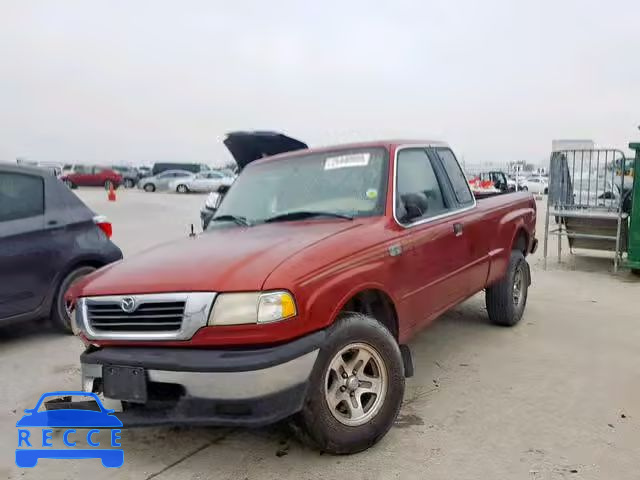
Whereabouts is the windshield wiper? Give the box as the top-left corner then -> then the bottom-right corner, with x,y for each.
210,214 -> 251,227
263,211 -> 354,223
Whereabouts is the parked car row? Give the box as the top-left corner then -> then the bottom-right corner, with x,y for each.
56,161 -> 233,193
137,169 -> 236,193
470,171 -> 549,194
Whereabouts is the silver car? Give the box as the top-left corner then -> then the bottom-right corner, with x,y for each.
573,178 -> 621,209
138,170 -> 193,192
169,171 -> 235,193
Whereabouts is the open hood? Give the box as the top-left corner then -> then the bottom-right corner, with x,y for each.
223,131 -> 308,170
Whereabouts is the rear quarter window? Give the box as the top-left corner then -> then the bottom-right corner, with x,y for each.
0,173 -> 45,222
435,148 -> 474,206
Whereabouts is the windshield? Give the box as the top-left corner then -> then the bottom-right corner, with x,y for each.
209,148 -> 388,227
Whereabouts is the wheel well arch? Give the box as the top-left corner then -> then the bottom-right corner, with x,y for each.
337,288 -> 399,340
45,258 -> 108,311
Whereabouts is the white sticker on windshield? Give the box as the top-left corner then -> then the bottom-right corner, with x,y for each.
324,153 -> 370,170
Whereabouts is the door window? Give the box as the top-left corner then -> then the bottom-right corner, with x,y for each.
435,148 -> 474,206
0,173 -> 45,222
395,149 -> 449,224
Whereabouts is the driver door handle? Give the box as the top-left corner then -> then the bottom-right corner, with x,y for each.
453,223 -> 463,237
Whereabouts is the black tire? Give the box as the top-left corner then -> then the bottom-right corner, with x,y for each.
64,179 -> 76,189
543,187 -> 548,195
124,178 -> 135,188
632,269 -> 640,276
296,313 -> 405,454
50,266 -> 96,333
176,184 -> 189,193
143,183 -> 155,192
486,250 -> 529,327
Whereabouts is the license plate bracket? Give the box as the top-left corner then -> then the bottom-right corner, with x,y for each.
103,365 -> 147,403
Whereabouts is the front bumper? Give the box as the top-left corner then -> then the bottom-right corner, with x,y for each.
79,330 -> 325,427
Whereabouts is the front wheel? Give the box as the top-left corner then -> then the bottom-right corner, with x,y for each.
143,183 -> 155,192
296,314 -> 404,454
485,250 -> 529,326
176,184 -> 189,193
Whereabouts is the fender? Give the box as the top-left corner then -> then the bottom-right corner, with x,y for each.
486,205 -> 534,286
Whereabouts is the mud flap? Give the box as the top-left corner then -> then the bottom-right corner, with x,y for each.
399,345 -> 413,378
524,258 -> 532,286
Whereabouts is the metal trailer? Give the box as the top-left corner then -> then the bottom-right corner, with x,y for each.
543,149 -> 630,272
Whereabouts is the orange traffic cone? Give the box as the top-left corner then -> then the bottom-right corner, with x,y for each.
108,183 -> 116,201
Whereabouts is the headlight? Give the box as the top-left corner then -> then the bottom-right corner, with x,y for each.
208,291 -> 296,326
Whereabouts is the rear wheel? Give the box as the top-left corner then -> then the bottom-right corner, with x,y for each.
296,314 -> 404,454
50,266 -> 96,333
485,250 -> 529,326
176,184 -> 189,193
143,183 -> 155,192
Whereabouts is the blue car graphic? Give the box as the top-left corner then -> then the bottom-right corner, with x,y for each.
16,391 -> 123,468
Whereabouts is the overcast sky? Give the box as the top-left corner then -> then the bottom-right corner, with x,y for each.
1,0 -> 639,167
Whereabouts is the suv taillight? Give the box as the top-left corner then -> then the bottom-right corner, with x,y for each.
93,215 -> 113,238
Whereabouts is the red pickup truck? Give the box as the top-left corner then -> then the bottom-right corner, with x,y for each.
69,137 -> 536,454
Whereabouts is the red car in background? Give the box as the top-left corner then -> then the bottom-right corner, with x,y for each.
61,165 -> 122,189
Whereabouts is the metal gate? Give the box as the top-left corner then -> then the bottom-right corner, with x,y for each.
543,149 -> 631,271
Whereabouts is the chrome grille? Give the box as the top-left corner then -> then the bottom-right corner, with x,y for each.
78,292 -> 216,341
87,300 -> 185,332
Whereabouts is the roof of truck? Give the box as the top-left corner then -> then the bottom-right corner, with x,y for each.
0,163 -> 50,176
251,139 -> 450,166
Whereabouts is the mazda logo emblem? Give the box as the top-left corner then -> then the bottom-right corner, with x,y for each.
120,297 -> 137,313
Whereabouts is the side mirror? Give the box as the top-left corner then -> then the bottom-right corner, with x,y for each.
205,192 -> 222,211
202,192 -> 222,230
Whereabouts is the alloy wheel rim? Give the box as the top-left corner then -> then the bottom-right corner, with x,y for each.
324,342 -> 388,426
513,265 -> 524,307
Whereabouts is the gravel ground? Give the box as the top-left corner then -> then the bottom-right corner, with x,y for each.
1,188 -> 638,480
